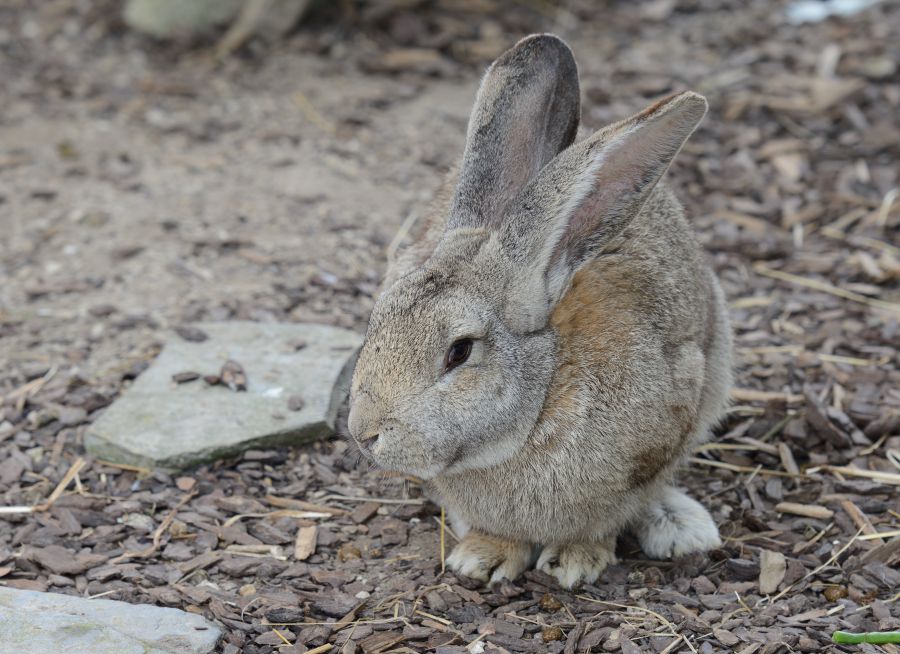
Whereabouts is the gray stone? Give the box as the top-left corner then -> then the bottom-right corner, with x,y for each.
123,0 -> 244,39
124,0 -> 312,42
0,586 -> 222,654
85,322 -> 361,470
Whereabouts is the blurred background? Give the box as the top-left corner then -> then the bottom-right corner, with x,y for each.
0,0 -> 897,383
1,2 -> 899,651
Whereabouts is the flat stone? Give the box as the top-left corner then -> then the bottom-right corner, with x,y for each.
123,0 -> 243,38
123,0 -> 311,41
0,586 -> 222,654
85,322 -> 360,470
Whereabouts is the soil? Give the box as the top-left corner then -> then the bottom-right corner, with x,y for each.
1,1 -> 899,653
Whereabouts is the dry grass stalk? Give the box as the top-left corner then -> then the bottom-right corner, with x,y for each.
265,493 -> 349,516
858,530 -> 900,541
293,91 -> 336,135
575,596 -> 698,654
873,187 -> 898,227
766,528 -> 864,604
414,609 -> 453,626
322,493 -> 425,505
111,491 -> 195,564
888,449 -> 900,472
0,456 -> 87,514
730,296 -> 776,309
689,457 -> 799,479
440,506 -> 446,574
222,509 -> 331,528
817,352 -> 891,367
821,226 -> 900,257
811,465 -> 900,485
793,522 -> 834,555
2,365 -> 57,410
775,502 -> 834,520
731,387 -> 804,404
386,209 -> 423,263
272,628 -> 292,646
95,459 -> 153,476
753,262 -> 900,316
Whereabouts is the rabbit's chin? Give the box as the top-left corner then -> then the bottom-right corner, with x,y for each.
437,434 -> 529,477
371,430 -> 529,481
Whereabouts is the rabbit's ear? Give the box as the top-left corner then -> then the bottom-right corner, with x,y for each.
502,92 -> 708,331
448,34 -> 580,230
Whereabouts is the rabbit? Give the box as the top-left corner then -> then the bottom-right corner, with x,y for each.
346,33 -> 732,589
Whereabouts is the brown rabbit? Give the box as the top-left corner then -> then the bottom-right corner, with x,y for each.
347,34 -> 732,588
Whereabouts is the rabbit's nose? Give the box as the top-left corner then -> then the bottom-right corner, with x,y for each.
347,396 -> 374,440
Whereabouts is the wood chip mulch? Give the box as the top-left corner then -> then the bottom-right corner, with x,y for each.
1,0 -> 898,652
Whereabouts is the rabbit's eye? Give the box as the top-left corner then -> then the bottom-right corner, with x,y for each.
445,338 -> 473,371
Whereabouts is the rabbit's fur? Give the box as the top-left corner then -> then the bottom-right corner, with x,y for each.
348,34 -> 732,588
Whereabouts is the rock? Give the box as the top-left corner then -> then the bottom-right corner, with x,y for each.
85,322 -> 361,471
0,586 -> 221,653
124,0 -> 312,43
123,0 -> 244,38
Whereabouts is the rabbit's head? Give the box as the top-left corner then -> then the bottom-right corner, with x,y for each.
348,34 -> 707,479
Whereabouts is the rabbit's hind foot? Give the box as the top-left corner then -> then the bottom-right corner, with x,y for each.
634,486 -> 721,560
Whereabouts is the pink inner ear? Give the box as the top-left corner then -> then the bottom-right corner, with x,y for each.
552,98 -> 702,266
480,81 -> 564,228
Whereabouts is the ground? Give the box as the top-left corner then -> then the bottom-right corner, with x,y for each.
1,1 -> 899,653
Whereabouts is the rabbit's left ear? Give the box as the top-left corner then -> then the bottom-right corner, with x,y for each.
500,92 -> 708,332
447,34 -> 581,231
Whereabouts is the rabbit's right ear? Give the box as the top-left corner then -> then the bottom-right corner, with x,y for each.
447,34 -> 580,231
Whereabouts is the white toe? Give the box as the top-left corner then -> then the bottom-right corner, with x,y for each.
537,542 -> 615,589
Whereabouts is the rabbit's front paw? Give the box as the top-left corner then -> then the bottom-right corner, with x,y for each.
446,532 -> 535,584
536,539 -> 616,589
635,487 -> 721,559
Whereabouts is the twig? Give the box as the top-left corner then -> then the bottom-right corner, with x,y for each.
766,528 -> 864,604
0,457 -> 87,514
110,491 -> 196,563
